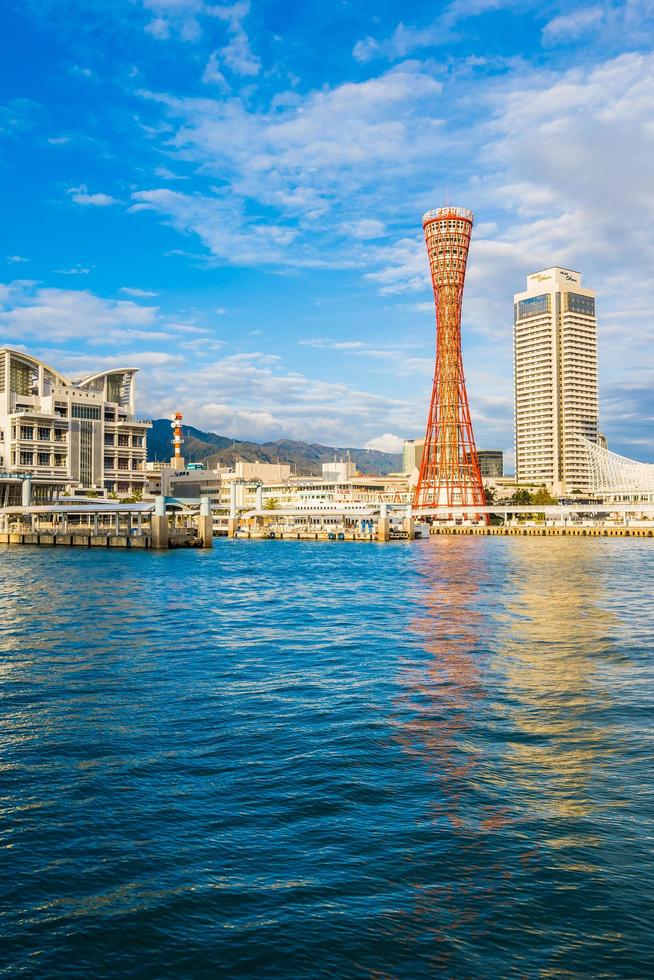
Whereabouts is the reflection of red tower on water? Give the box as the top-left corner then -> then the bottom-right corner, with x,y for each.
413,207 -> 486,517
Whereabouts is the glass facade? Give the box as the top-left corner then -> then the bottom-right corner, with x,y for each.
71,404 -> 101,420
566,292 -> 596,316
517,294 -> 551,320
80,420 -> 93,485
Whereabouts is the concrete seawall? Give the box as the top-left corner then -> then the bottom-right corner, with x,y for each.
0,532 -> 152,548
429,525 -> 654,538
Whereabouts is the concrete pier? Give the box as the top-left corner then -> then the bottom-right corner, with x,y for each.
151,495 -> 169,550
198,496 -> 213,548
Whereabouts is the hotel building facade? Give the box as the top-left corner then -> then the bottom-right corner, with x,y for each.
513,268 -> 599,494
0,349 -> 151,496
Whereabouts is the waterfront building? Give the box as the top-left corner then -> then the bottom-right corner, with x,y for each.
477,450 -> 504,479
321,460 -> 358,483
514,268 -> 599,494
143,460 -> 222,506
0,349 -> 151,496
402,438 -> 424,474
235,461 -> 292,482
580,438 -> 654,502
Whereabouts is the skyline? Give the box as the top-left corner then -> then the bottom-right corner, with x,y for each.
1,1 -> 653,462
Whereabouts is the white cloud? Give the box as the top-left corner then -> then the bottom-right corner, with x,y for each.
141,0 -> 260,65
542,6 -> 606,43
6,255 -> 29,263
353,0 -> 514,62
142,0 -> 204,41
0,98 -> 42,137
154,165 -> 188,180
340,218 -> 386,240
134,350 -> 422,445
134,64 -> 444,265
119,286 -> 159,297
68,185 -> 117,206
202,51 -> 227,87
299,338 -> 366,350
129,188 -> 298,265
208,3 -> 260,76
54,265 -> 93,275
364,433 -> 404,453
0,281 -> 159,343
541,2 -> 654,46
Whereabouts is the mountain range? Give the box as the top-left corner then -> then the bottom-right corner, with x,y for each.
147,419 -> 402,476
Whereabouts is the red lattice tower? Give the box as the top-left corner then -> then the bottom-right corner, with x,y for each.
413,207 -> 486,518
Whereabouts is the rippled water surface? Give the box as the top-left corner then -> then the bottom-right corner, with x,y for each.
1,537 -> 653,978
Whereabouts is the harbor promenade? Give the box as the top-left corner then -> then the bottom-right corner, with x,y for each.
2,498 -> 654,548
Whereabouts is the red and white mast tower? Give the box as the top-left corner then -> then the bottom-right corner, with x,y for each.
170,411 -> 185,471
413,207 -> 486,518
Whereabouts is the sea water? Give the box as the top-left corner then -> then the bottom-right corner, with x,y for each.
1,537 -> 652,977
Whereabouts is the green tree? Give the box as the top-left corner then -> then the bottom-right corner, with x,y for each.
264,497 -> 279,510
484,485 -> 496,505
511,489 -> 533,505
532,486 -> 558,506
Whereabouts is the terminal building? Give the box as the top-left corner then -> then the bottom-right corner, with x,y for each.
514,268 -> 599,494
0,348 -> 151,497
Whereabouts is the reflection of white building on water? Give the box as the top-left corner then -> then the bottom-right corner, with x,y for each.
0,348 -> 151,502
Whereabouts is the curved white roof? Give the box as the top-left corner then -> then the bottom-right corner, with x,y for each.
580,437 -> 654,493
0,347 -> 70,386
73,368 -> 138,388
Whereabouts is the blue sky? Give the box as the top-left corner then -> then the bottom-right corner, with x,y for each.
1,0 -> 653,462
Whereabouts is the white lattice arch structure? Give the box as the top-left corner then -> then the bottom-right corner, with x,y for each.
579,437 -> 654,495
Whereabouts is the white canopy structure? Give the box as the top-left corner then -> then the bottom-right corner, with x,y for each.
579,438 -> 654,496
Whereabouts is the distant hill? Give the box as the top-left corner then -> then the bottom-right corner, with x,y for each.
148,419 -> 402,476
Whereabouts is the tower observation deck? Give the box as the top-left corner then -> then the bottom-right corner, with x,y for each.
413,207 -> 486,516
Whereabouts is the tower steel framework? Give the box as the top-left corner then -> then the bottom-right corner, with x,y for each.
413,207 -> 486,517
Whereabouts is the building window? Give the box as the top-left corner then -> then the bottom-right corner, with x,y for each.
104,457 -> 114,470
80,420 -> 93,485
71,404 -> 101,420
54,455 -> 65,467
20,426 -> 34,440
38,427 -> 51,441
37,452 -> 50,466
20,451 -> 33,466
54,430 -> 66,442
118,458 -> 129,470
132,436 -> 142,447
118,434 -> 129,446
517,294 -> 551,320
565,292 -> 595,316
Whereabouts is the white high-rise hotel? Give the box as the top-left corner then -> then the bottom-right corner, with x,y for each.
514,267 -> 599,494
